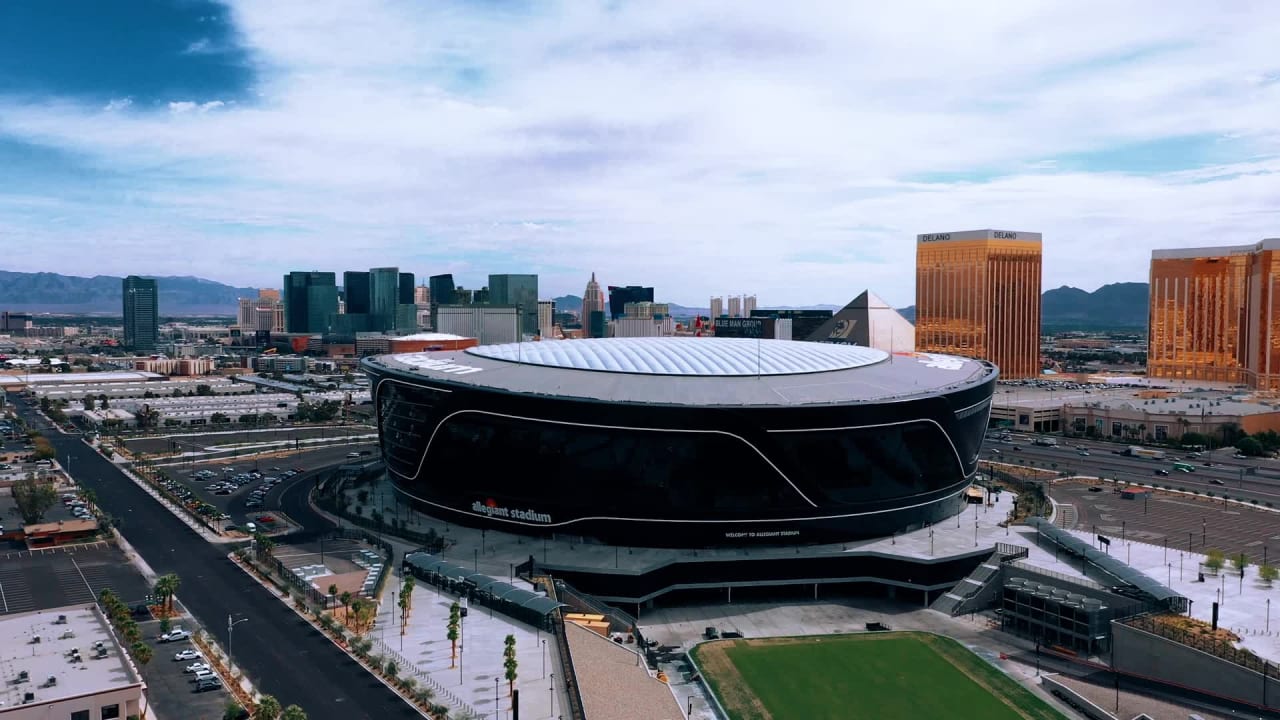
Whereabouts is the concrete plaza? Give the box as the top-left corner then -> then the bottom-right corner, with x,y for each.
369,567 -> 573,720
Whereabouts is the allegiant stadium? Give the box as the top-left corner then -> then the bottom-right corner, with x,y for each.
363,337 -> 996,547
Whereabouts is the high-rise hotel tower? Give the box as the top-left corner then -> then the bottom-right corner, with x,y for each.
1148,239 -> 1280,389
915,229 -> 1042,379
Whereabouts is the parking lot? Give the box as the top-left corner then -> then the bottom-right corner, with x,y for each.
136,617 -> 233,718
0,544 -> 152,616
123,425 -> 373,458
178,461 -> 303,532
1052,479 -> 1280,564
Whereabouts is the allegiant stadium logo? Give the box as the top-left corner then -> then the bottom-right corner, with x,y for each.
472,499 -> 552,524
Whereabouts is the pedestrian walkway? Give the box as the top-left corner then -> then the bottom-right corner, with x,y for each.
376,569 -> 573,720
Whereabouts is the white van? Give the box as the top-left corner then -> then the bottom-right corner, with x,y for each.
245,522 -> 257,534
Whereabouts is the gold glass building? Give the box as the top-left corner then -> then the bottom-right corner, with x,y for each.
1148,239 -> 1280,389
915,229 -> 1043,379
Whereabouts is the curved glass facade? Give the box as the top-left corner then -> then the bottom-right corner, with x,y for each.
371,367 -> 995,546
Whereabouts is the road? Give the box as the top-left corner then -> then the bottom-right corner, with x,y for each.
986,433 -> 1280,505
10,399 -> 417,720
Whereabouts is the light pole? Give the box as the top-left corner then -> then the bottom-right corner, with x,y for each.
227,614 -> 249,673
550,673 -> 555,715
542,639 -> 547,679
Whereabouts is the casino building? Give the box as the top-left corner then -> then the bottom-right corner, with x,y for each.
363,337 -> 997,547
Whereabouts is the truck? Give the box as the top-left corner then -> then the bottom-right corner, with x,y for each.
1127,446 -> 1166,460
1032,436 -> 1058,447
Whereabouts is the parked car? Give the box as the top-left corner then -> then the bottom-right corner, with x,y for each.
195,676 -> 222,692
191,669 -> 217,683
173,649 -> 200,661
160,629 -> 190,643
184,662 -> 211,674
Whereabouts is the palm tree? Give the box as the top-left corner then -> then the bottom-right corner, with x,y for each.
504,634 -> 518,696
339,592 -> 353,627
253,695 -> 281,720
327,584 -> 338,609
280,705 -> 308,720
130,640 -> 152,666
447,602 -> 460,668
154,573 -> 181,615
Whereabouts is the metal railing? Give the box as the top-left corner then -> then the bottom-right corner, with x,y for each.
369,635 -> 478,716
1122,614 -> 1272,675
540,577 -> 588,720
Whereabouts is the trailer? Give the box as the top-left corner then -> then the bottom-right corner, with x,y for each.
1127,446 -> 1166,460
1032,436 -> 1058,447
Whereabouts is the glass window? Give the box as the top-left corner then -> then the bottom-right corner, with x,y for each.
377,381 -> 441,477
774,421 -> 961,505
70,711 -> 90,720
427,414 -> 810,517
101,705 -> 121,719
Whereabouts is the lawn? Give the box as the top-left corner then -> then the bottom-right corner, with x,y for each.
692,631 -> 1065,720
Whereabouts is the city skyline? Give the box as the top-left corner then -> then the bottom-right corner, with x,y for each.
2,3 -> 1279,307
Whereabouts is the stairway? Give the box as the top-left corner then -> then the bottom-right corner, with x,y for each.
930,552 -> 1005,616
1056,503 -> 1077,530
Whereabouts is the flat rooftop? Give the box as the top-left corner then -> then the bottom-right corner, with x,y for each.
0,605 -> 142,709
367,338 -> 996,407
0,371 -> 165,387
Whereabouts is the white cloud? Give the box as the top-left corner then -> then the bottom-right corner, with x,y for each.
1,0 -> 1280,306
102,98 -> 132,112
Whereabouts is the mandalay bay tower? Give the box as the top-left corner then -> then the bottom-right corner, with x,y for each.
1148,239 -> 1280,390
915,229 -> 1043,379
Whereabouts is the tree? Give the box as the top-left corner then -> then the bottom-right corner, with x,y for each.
98,394 -> 109,409
211,412 -> 231,425
1205,548 -> 1226,574
385,659 -> 399,681
253,532 -> 274,553
239,414 -> 259,426
83,394 -> 96,411
503,633 -> 518,696
339,592 -> 353,627
154,573 -> 181,615
447,601 -> 461,668
196,384 -> 214,396
253,695 -> 281,720
32,437 -> 56,461
1260,564 -> 1279,586
223,700 -> 248,720
13,474 -> 57,524
328,583 -> 338,609
280,705 -> 307,720
1180,430 -> 1207,447
352,599 -> 376,635
1236,436 -> 1265,457
130,640 -> 152,665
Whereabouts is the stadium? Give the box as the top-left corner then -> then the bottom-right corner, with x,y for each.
363,337 -> 997,547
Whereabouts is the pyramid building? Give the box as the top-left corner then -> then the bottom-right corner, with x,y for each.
807,290 -> 915,353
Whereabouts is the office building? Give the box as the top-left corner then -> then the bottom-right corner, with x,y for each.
122,275 -> 159,353
414,285 -> 431,304
742,294 -> 757,316
809,290 -> 915,352
283,271 -> 338,334
343,271 -> 371,315
750,309 -> 832,341
709,296 -> 724,320
368,267 -> 401,332
0,311 -> 33,332
237,291 -> 285,334
0,605 -> 150,719
1148,238 -> 1280,389
429,274 -> 457,305
582,273 -> 607,338
399,272 -> 415,305
728,295 -> 742,318
435,304 -> 521,345
915,229 -> 1042,379
473,286 -> 491,304
614,302 -> 674,338
538,300 -> 556,339
489,274 -> 539,337
608,285 -> 654,320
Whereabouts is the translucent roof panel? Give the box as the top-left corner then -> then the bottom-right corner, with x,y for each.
466,337 -> 888,377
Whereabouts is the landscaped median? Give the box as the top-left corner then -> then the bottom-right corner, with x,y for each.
229,543 -> 475,719
691,631 -> 1066,720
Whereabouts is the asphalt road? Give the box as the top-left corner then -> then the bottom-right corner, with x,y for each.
9,399 -> 417,720
986,433 -> 1280,506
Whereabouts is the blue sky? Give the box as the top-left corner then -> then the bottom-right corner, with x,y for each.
1,0 -> 1278,307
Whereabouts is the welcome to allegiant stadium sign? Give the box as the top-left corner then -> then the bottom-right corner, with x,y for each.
472,500 -> 552,524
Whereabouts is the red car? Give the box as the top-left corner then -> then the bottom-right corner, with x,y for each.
256,514 -> 276,523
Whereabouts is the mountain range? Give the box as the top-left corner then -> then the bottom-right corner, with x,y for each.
0,271 -> 258,316
0,270 -> 1150,328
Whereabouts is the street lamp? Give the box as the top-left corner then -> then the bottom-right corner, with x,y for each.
495,677 -> 500,715
227,614 -> 249,673
550,673 -> 555,715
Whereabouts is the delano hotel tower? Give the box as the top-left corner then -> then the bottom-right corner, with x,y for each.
1148,239 -> 1280,390
915,229 -> 1042,379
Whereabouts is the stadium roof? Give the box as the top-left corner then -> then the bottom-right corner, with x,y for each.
467,337 -> 886,376
367,338 -> 996,407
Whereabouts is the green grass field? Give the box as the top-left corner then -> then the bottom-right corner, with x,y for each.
692,632 -> 1065,720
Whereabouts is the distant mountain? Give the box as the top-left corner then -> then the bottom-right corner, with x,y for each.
552,295 -> 582,313
896,282 -> 1149,329
0,271 -> 258,315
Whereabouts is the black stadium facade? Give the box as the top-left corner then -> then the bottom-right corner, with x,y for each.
364,337 -> 996,548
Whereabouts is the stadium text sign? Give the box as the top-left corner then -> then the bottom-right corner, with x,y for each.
473,499 -> 552,524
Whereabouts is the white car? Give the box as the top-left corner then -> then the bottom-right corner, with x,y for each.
173,649 -> 200,661
184,662 -> 211,674
159,629 -> 190,643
